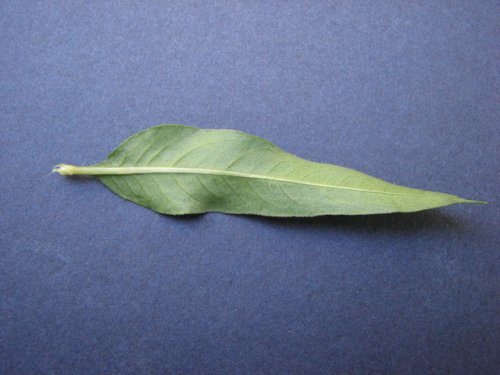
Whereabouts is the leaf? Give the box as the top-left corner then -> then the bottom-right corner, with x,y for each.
53,124 -> 484,216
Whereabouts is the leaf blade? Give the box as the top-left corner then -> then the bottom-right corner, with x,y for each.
54,125 -> 484,216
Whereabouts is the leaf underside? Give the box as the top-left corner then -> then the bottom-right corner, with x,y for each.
63,125 -> 482,216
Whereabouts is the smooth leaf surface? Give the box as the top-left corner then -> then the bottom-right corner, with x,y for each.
54,125 -> 483,216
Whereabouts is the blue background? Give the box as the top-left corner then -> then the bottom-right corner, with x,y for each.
1,1 -> 498,374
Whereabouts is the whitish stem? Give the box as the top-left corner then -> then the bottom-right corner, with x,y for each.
52,164 -> 99,175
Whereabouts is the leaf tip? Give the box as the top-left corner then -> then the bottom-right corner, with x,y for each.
458,198 -> 487,205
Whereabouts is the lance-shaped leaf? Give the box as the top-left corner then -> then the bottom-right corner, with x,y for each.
54,125 -> 483,216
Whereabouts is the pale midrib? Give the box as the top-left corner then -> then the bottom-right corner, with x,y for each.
62,165 -> 432,197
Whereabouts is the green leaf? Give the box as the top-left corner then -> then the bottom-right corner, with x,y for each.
53,124 -> 484,216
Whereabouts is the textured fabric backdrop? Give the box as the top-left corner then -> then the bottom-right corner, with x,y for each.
1,1 -> 498,374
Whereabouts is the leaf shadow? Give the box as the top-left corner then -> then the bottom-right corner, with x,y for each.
246,210 -> 465,234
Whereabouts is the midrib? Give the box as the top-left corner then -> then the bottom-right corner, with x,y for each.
60,165 -> 428,197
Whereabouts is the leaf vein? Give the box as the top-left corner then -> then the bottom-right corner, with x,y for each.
171,176 -> 205,204
245,180 -> 281,209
